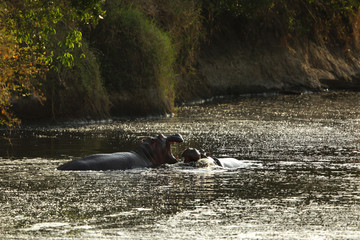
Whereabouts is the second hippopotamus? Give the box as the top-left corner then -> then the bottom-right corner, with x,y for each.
181,147 -> 244,168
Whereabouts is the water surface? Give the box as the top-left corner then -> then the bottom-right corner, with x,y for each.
1,91 -> 359,239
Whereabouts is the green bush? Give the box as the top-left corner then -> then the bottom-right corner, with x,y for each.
1,0 -> 107,125
45,39 -> 110,119
202,0 -> 360,45
94,4 -> 176,115
130,0 -> 206,102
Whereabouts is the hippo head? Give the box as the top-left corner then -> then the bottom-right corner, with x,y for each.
141,133 -> 184,165
181,148 -> 201,163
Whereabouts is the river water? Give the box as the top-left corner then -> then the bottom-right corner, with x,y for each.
0,91 -> 359,239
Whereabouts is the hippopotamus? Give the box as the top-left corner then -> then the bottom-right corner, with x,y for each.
181,148 -> 244,168
58,133 -> 183,171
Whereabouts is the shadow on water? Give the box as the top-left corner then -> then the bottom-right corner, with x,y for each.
0,91 -> 360,239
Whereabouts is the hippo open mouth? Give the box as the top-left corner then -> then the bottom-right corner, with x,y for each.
166,133 -> 184,163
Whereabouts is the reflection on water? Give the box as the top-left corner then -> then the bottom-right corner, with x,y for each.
0,91 -> 360,239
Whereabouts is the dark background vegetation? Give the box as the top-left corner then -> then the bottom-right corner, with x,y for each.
1,0 -> 360,126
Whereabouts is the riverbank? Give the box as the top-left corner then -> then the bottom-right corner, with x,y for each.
3,1 -> 360,124
198,35 -> 360,96
196,1 -> 360,96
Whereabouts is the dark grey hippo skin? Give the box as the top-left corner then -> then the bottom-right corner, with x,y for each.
181,147 -> 243,168
58,133 -> 183,171
181,148 -> 202,163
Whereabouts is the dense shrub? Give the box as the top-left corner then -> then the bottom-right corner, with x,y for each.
202,0 -> 360,46
133,0 -> 208,101
45,40 -> 110,119
1,0 -> 107,124
94,4 -> 176,115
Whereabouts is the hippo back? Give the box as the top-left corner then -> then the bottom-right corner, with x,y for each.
57,152 -> 152,171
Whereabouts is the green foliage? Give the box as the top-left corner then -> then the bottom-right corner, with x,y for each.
203,0 -> 360,44
47,40 -> 110,118
0,0 -> 106,126
128,0 -> 203,73
0,3 -> 45,127
4,0 -> 105,69
127,0 -> 205,101
307,0 -> 360,43
95,4 -> 176,114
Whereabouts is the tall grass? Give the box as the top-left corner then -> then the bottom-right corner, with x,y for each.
45,37 -> 110,119
94,4 -> 176,115
55,41 -> 110,118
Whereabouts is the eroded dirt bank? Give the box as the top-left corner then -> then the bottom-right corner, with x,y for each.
198,36 -> 360,95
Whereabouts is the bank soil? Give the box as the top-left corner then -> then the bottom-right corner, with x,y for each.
199,36 -> 360,95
